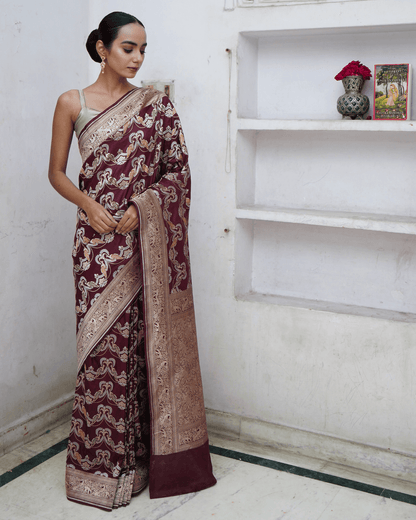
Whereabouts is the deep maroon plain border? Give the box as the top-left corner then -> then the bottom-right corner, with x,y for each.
149,440 -> 217,499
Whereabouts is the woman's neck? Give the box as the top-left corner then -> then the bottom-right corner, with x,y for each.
92,71 -> 135,97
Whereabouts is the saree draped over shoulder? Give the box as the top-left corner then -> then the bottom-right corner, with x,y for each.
65,87 -> 216,510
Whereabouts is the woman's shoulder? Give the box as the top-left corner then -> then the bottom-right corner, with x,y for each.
141,87 -> 175,111
138,86 -> 165,102
57,89 -> 81,106
55,89 -> 82,122
149,90 -> 177,116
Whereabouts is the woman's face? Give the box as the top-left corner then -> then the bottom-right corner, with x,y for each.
102,23 -> 147,78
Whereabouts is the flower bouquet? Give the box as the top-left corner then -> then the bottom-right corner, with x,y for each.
335,60 -> 372,81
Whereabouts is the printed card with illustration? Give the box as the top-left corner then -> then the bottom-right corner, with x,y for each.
374,64 -> 412,120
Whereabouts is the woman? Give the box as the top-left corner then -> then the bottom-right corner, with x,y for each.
386,83 -> 398,106
48,11 -> 216,511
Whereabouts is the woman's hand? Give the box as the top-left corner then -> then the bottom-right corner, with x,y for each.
116,205 -> 138,234
85,199 -> 118,234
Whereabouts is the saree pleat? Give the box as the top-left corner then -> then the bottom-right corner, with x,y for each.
65,88 -> 216,510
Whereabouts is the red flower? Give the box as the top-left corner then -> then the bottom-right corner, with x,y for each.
335,60 -> 372,81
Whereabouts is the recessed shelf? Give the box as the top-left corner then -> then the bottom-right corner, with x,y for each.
235,23 -> 416,321
238,0 -> 359,7
237,130 -> 416,218
238,24 -> 416,120
237,118 -> 416,132
235,220 -> 416,322
240,24 -> 416,38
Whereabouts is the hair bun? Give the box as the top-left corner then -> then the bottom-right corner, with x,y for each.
86,12 -> 145,64
86,29 -> 101,63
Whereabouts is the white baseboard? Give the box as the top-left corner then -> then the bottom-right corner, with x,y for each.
206,409 -> 416,484
0,393 -> 74,456
3,401 -> 416,486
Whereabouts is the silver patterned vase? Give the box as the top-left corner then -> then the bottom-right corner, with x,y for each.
337,75 -> 370,120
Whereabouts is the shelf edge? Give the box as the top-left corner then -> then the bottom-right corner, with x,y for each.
236,118 -> 416,132
235,291 -> 416,323
235,208 -> 416,235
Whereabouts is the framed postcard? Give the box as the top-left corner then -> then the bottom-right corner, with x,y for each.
141,80 -> 175,103
374,64 -> 411,120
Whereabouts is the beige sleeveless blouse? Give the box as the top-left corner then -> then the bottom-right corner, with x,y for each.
74,90 -> 100,138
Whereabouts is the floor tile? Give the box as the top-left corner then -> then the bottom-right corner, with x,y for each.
0,420 -> 70,475
321,461 -> 416,497
209,432 -> 328,472
209,432 -> 416,500
1,446 -> 416,520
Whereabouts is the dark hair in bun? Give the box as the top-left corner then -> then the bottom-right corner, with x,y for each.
86,11 -> 145,63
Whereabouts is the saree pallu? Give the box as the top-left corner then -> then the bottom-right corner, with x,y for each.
65,87 -> 216,510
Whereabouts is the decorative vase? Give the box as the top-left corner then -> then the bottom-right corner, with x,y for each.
337,75 -> 370,120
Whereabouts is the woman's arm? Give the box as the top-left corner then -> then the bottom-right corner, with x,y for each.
48,91 -> 117,234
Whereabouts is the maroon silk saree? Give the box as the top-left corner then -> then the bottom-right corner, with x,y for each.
65,88 -> 216,510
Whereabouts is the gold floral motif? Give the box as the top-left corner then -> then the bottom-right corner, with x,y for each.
66,467 -> 118,510
179,426 -> 208,447
171,288 -> 194,314
172,312 -> 206,428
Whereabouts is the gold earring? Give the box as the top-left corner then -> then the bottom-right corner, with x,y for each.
100,57 -> 106,73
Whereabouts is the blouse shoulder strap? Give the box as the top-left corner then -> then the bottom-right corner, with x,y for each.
78,89 -> 86,109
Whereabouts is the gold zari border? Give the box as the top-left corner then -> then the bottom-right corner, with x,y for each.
78,88 -> 163,164
133,190 -> 208,456
76,254 -> 141,373
66,467 -> 117,511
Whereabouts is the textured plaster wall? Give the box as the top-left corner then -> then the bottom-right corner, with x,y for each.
0,1 -> 88,445
90,0 -> 416,457
2,0 -> 416,463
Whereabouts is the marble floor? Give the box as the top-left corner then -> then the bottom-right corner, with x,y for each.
1,421 -> 416,519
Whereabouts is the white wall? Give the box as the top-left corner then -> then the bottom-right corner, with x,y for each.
2,0 -> 416,473
90,0 -> 416,465
0,1 -> 89,452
